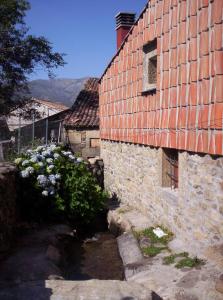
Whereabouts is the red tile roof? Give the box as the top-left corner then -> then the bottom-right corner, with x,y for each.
64,78 -> 99,128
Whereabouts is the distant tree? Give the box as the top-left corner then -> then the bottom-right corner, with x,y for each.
0,0 -> 65,115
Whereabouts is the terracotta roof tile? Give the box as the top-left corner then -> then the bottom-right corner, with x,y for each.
64,78 -> 99,128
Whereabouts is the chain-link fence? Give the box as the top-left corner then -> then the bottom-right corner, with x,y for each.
0,116 -> 67,162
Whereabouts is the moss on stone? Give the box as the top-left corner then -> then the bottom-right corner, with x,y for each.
135,226 -> 174,246
175,257 -> 205,269
142,246 -> 168,257
163,252 -> 205,269
163,252 -> 189,265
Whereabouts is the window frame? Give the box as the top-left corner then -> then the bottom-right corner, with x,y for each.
89,138 -> 100,148
162,148 -> 179,189
142,39 -> 157,93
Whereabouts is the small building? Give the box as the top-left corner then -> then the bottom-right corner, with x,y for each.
99,0 -> 223,256
64,78 -> 100,158
7,98 -> 68,132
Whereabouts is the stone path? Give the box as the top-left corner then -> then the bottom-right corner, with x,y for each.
0,224 -> 155,300
108,203 -> 223,300
0,280 -> 155,300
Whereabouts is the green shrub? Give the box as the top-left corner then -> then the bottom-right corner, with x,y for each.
16,144 -> 107,222
56,158 -> 107,221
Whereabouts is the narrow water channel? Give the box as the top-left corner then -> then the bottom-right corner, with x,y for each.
63,231 -> 124,281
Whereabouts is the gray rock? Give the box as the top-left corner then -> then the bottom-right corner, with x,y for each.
177,271 -> 200,289
215,274 -> 223,294
117,233 -> 144,267
175,291 -> 199,300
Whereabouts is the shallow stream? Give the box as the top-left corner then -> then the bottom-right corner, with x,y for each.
63,231 -> 123,280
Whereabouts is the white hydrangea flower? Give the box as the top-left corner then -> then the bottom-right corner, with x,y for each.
50,144 -> 57,151
48,164 -> 54,170
27,149 -> 34,154
37,175 -> 48,187
55,174 -> 61,180
30,156 -> 38,163
42,150 -> 52,158
46,158 -> 53,164
53,153 -> 60,159
38,162 -> 44,167
62,151 -> 72,156
49,186 -> 55,195
22,160 -> 29,166
69,154 -> 75,160
36,146 -> 44,152
26,166 -> 34,175
42,190 -> 48,197
20,170 -> 29,178
49,175 -> 56,185
14,158 -> 22,165
77,157 -> 83,163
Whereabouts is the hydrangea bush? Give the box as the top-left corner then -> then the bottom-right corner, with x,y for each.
15,144 -> 107,222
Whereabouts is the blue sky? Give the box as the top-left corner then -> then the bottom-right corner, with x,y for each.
26,0 -> 147,80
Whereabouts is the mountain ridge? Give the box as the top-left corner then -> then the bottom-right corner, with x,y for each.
28,77 -> 89,107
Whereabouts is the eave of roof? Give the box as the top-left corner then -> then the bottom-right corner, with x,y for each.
99,2 -> 149,82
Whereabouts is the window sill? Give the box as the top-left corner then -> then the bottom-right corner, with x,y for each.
142,85 -> 156,95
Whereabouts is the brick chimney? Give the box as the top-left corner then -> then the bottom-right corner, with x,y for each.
116,12 -> 135,50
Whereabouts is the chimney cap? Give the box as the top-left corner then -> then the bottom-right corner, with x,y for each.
115,12 -> 136,30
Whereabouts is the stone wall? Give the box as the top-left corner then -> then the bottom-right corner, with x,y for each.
101,140 -> 223,256
0,163 -> 17,252
67,129 -> 100,159
87,157 -> 104,188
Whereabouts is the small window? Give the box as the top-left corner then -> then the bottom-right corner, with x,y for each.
162,148 -> 178,189
90,138 -> 100,148
143,39 -> 157,92
81,132 -> 86,144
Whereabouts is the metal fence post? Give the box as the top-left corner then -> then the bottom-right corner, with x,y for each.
18,113 -> 21,154
45,108 -> 49,145
58,121 -> 62,144
32,111 -> 35,148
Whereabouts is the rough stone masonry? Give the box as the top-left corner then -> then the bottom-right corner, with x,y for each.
101,140 -> 223,256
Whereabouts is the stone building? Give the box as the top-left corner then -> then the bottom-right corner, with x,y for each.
64,78 -> 100,158
99,0 -> 223,255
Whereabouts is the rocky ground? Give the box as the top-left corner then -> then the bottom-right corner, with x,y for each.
0,224 -> 155,300
108,203 -> 223,300
0,205 -> 222,300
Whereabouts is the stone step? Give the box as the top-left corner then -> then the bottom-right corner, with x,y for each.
108,204 -> 152,235
0,279 -> 155,300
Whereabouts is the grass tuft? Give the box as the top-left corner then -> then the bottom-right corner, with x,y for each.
175,256 -> 205,269
136,226 -> 174,246
163,252 -> 189,265
142,246 -> 168,257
